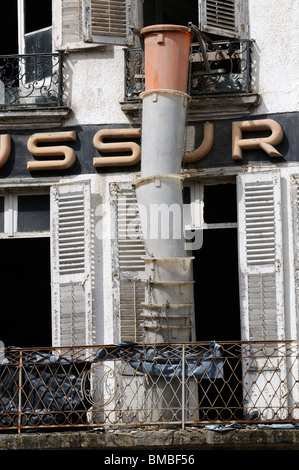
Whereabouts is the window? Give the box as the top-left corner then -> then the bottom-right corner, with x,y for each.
0,1 -> 56,107
143,0 -> 198,28
188,171 -> 289,343
0,193 -> 50,237
114,180 -> 241,343
0,238 -> 52,347
0,3 -> 18,55
0,1 -> 52,55
0,183 -> 94,349
142,0 -> 248,39
187,182 -> 240,341
63,0 -> 248,50
0,192 -> 51,348
200,0 -> 248,39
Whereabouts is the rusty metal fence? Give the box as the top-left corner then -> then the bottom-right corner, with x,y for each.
1,341 -> 299,433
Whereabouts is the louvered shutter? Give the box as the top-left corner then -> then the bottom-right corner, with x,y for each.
238,171 -> 289,420
61,0 -> 82,44
199,0 -> 248,38
112,182 -> 146,342
237,171 -> 285,341
291,175 -> 299,332
51,181 -> 93,347
83,0 -> 133,45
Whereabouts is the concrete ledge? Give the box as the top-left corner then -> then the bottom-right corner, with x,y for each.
0,107 -> 72,129
1,427 -> 299,451
121,93 -> 260,123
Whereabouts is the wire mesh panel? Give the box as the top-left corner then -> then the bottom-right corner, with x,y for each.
1,342 -> 299,433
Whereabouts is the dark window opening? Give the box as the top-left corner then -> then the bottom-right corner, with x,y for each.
0,2 -> 18,55
24,0 -> 53,81
25,0 -> 52,34
193,183 -> 240,341
193,182 -> 242,419
204,184 -> 237,224
143,0 -> 198,27
18,194 -> 50,232
193,228 -> 240,341
0,197 -> 4,232
0,238 -> 52,348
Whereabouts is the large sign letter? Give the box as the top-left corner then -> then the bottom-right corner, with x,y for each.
0,134 -> 11,168
27,131 -> 76,170
232,119 -> 283,160
182,123 -> 214,162
93,128 -> 141,167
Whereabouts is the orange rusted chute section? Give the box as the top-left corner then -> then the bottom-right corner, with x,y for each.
141,24 -> 192,93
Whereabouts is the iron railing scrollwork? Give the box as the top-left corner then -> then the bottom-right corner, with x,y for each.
0,53 -> 62,108
124,39 -> 252,100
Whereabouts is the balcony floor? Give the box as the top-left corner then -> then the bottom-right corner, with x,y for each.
0,425 -> 299,451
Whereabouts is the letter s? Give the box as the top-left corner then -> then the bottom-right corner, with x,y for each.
27,131 -> 76,171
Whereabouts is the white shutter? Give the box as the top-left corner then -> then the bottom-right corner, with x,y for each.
112,182 -> 146,342
199,0 -> 248,38
83,0 -> 133,45
61,0 -> 82,44
292,175 -> 299,330
238,171 -> 288,420
51,181 -> 93,347
237,171 -> 285,341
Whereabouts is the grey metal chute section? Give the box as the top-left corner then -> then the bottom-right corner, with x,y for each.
133,25 -> 195,343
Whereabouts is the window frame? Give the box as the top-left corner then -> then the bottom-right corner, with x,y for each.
0,190 -> 50,239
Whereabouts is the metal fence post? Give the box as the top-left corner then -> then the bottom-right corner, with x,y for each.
18,350 -> 23,434
182,344 -> 185,430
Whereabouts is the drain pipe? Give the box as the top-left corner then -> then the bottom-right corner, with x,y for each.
133,25 -> 195,344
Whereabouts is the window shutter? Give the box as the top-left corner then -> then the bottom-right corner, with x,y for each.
83,0 -> 133,45
61,0 -> 82,44
112,182 -> 146,343
237,171 -> 285,341
291,175 -> 299,331
237,171 -> 289,420
51,181 -> 93,347
199,0 -> 248,38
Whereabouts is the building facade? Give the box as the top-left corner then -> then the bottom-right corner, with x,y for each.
0,0 -> 298,435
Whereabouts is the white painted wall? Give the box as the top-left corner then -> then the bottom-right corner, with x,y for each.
62,47 -> 130,126
249,0 -> 299,115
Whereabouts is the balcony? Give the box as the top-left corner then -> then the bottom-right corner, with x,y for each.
1,340 -> 299,433
122,39 -> 259,121
0,53 -> 70,129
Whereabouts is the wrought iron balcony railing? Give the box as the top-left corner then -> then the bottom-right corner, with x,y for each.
1,340 -> 299,433
0,53 -> 62,108
124,39 -> 252,100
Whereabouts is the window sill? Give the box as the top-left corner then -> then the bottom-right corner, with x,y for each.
121,93 -> 260,123
0,106 -> 72,130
